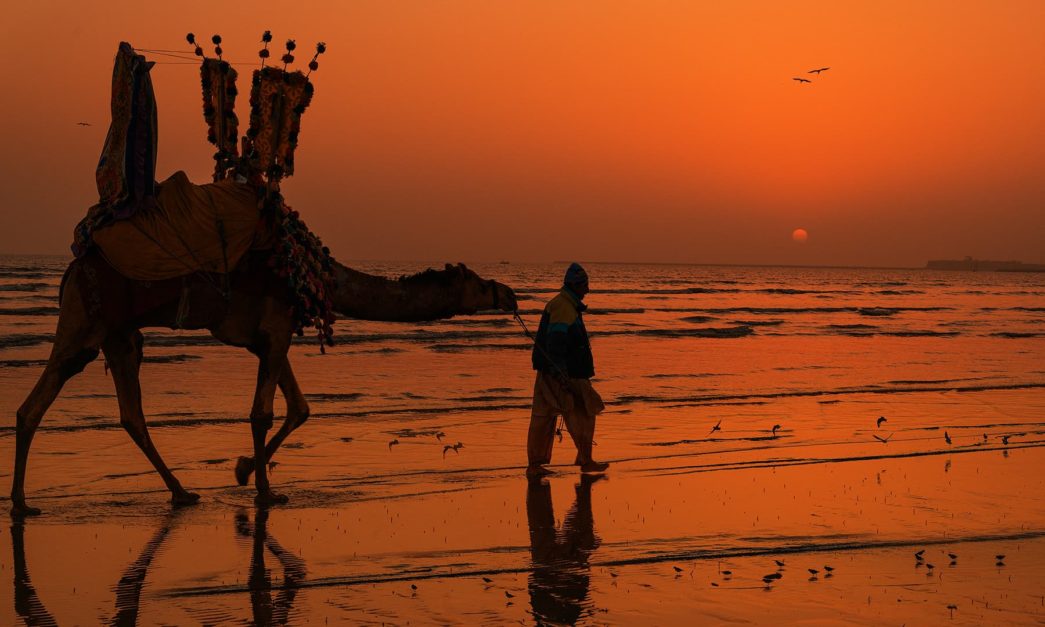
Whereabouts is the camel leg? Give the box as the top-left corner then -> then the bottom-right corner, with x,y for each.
103,330 -> 199,506
11,313 -> 101,516
235,357 -> 311,486
249,339 -> 290,505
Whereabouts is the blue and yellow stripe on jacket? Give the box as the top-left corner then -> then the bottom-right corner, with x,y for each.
532,288 -> 595,378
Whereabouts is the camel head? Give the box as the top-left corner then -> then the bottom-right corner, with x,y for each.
446,263 -> 518,314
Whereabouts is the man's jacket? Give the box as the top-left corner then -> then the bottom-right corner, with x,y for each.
532,287 -> 595,379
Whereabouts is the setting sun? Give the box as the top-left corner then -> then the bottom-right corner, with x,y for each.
792,228 -> 809,244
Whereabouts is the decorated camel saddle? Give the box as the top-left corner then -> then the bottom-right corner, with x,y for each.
72,35 -> 334,346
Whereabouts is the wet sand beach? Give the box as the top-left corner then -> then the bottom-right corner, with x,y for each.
2,256 -> 1044,624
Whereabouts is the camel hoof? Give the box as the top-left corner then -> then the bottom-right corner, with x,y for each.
254,491 -> 289,505
10,502 -> 42,518
171,491 -> 201,507
235,456 -> 255,486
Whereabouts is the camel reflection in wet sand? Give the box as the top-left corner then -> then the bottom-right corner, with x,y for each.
11,505 -> 303,626
238,506 -> 306,625
11,511 -> 179,627
527,474 -> 603,625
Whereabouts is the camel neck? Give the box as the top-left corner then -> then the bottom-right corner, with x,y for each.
330,261 -> 470,322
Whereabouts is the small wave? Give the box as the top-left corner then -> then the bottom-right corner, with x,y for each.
680,315 -> 717,323
0,282 -> 52,292
605,326 -> 754,339
427,342 -> 530,352
646,373 -> 729,379
413,318 -> 512,328
142,354 -> 201,364
0,306 -> 59,316
609,381 -> 1045,408
757,288 -> 858,295
305,392 -> 365,402
858,307 -> 898,317
0,333 -> 53,349
732,319 -> 785,326
0,359 -> 48,368
991,331 -> 1045,338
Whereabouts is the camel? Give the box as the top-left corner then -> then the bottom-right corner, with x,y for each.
10,250 -> 517,516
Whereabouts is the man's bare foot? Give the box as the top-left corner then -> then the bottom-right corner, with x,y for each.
10,501 -> 41,518
254,490 -> 289,505
171,491 -> 201,507
580,461 -> 609,473
526,465 -> 554,479
235,456 -> 255,486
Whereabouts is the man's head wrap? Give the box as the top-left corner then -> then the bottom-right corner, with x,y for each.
564,262 -> 588,286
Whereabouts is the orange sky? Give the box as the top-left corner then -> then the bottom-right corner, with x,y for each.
2,1 -> 1044,266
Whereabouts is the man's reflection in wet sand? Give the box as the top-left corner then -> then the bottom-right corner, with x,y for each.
11,509 -> 182,627
11,522 -> 57,626
527,474 -> 602,625
237,505 -> 307,626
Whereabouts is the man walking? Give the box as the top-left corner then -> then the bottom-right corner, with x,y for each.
527,263 -> 609,477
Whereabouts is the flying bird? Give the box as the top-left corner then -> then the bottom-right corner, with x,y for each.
808,67 -> 830,74
708,419 -> 722,436
873,434 -> 892,444
793,77 -> 811,84
877,416 -> 887,428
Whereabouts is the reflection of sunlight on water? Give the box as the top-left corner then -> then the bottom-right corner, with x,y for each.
1,257 -> 1044,622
